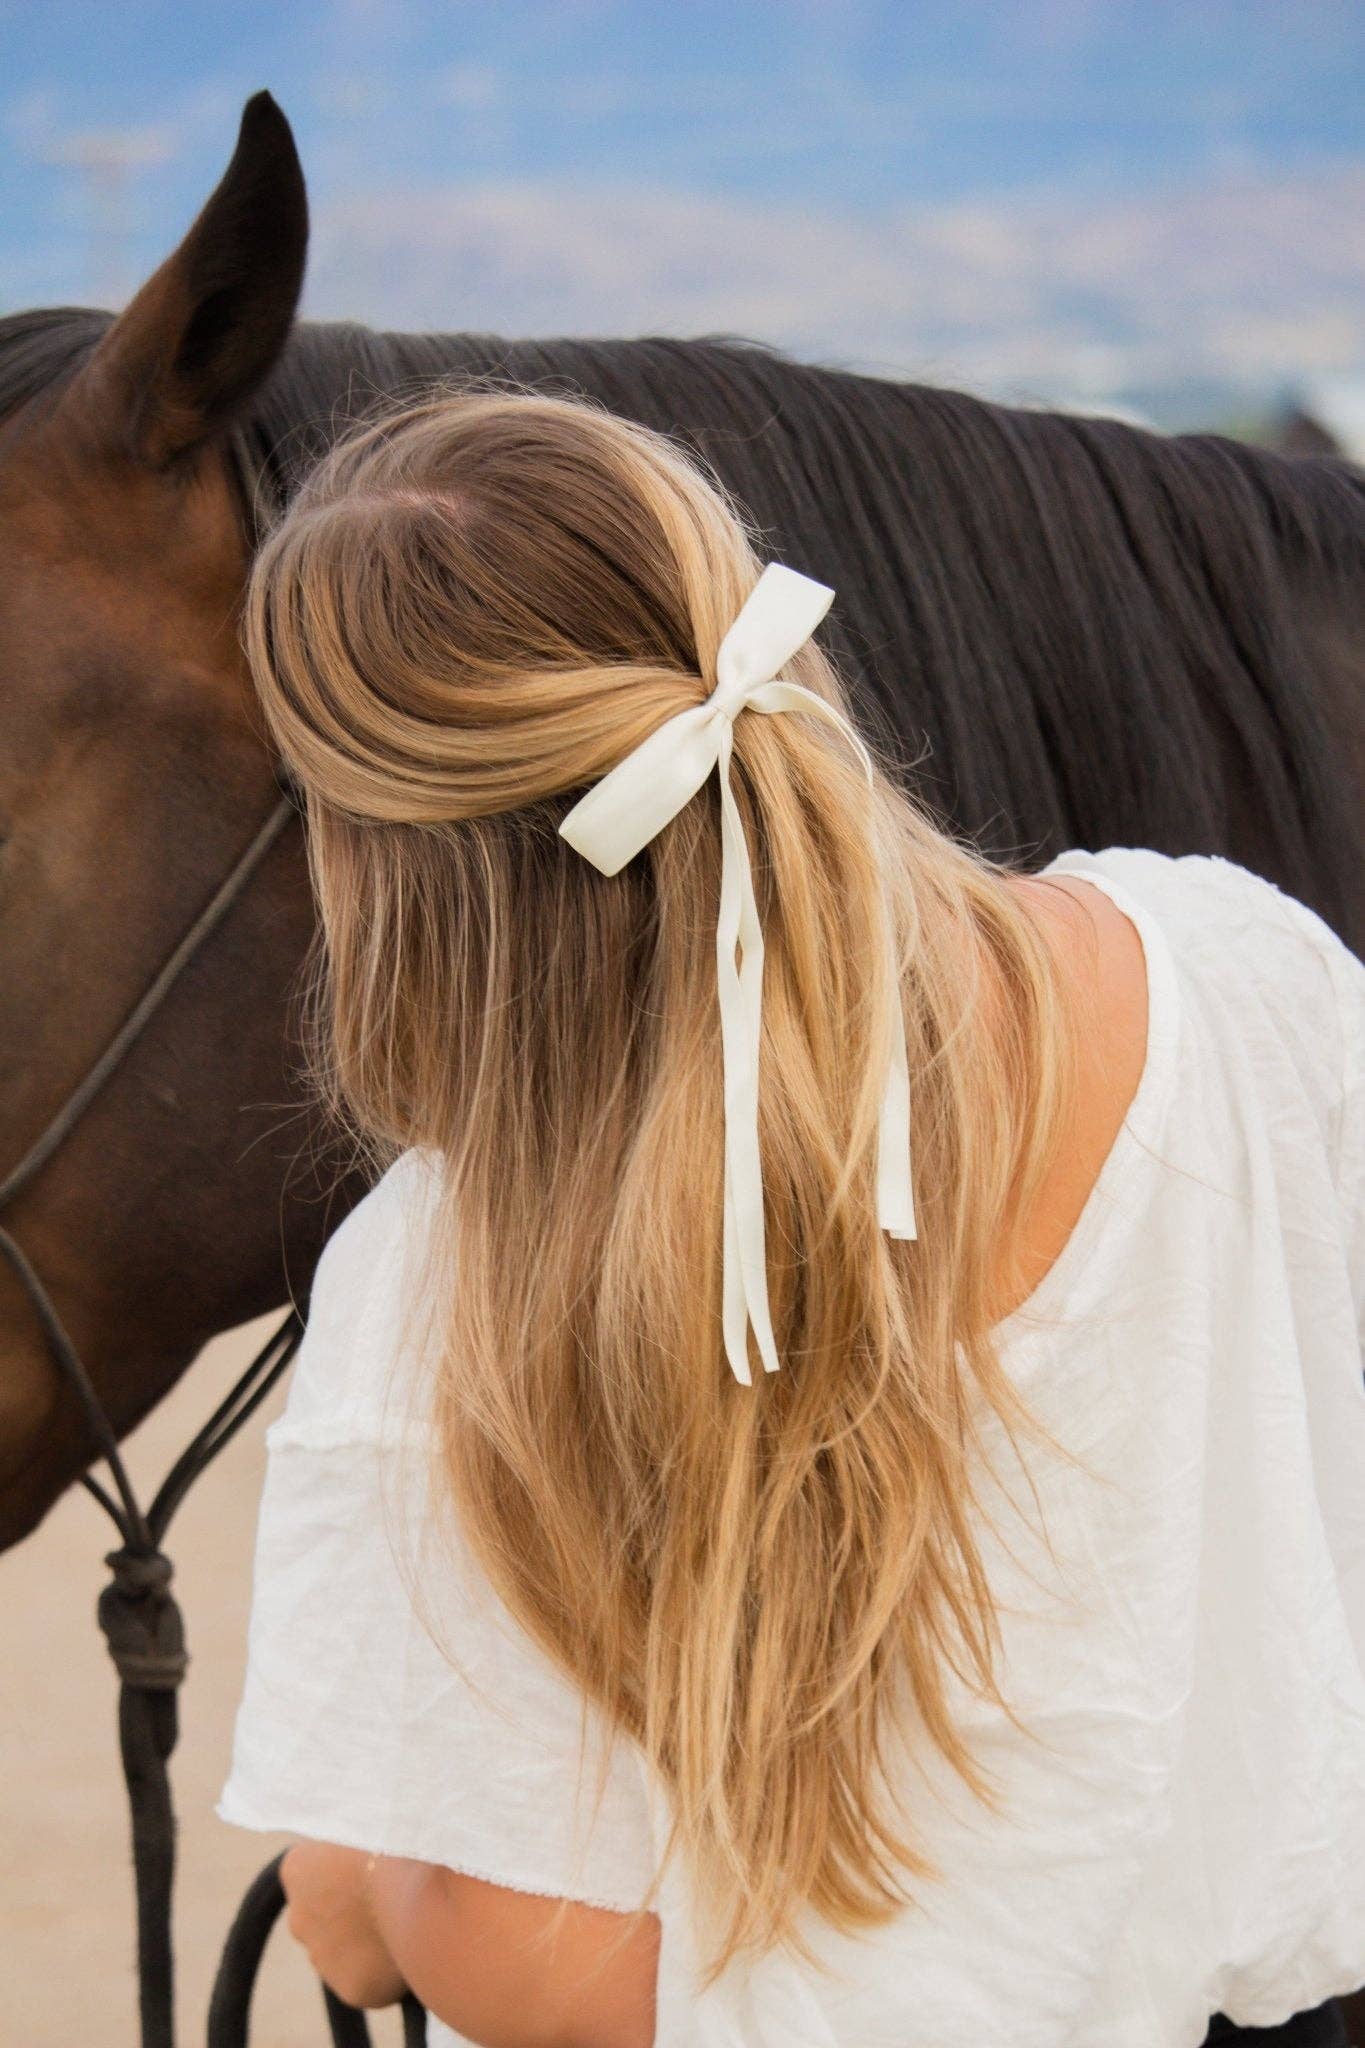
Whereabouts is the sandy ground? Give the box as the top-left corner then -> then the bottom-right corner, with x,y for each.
0,1310 -> 409,2048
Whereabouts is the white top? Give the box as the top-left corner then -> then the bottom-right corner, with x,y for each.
217,846 -> 1365,2047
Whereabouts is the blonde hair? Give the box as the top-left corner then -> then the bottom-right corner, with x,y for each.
242,380 -> 1091,1988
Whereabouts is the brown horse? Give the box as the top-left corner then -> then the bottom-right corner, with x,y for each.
1,89 -> 1362,1559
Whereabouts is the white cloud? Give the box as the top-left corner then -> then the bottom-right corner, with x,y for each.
299,161 -> 1365,407
4,77 -> 245,173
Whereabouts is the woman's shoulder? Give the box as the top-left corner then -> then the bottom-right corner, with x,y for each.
1048,845 -> 1357,1107
309,1147 -> 443,1288
1058,852 -> 1365,1279
988,843 -> 1364,1342
1047,845 -> 1355,995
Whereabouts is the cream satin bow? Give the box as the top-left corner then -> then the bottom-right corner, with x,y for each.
559,562 -> 917,1386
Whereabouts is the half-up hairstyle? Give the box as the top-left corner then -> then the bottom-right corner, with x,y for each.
242,378 -> 1093,1987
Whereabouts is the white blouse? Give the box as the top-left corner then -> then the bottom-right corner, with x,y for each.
217,846 -> 1365,2047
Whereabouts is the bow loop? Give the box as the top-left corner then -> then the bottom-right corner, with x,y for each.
707,563 -> 839,718
560,562 -> 917,1386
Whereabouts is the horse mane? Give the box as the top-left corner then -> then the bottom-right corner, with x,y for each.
4,306 -> 1361,941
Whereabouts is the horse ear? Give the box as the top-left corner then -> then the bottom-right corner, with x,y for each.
53,91 -> 308,472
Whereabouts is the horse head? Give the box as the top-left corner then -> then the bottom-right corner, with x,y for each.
0,92 -> 355,1549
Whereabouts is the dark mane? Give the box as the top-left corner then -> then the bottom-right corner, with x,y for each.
5,307 -> 1362,942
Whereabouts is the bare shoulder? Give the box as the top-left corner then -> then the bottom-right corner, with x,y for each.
988,872 -> 1150,1322
1011,870 -> 1149,1079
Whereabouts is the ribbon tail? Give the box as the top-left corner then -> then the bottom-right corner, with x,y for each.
715,729 -> 782,1379
720,1167 -> 753,1386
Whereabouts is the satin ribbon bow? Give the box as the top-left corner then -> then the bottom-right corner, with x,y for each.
559,562 -> 917,1386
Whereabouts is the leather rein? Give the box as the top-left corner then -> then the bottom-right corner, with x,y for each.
0,791 -> 305,2048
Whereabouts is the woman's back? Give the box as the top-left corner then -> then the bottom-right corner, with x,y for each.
220,843 -> 1365,2046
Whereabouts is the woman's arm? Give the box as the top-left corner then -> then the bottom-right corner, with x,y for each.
279,1842 -> 406,2009
280,1840 -> 660,2048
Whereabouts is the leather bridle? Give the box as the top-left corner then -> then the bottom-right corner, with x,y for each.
0,790 -> 306,2048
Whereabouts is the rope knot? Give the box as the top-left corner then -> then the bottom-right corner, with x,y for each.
97,1546 -> 189,1691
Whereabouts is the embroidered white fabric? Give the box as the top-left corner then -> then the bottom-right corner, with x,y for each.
216,846 -> 1365,2046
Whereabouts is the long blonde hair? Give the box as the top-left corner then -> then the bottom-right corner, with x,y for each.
242,380 -> 1090,1986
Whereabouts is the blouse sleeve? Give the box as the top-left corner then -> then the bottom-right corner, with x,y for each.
1326,926 -> 1365,1348
1204,854 -> 1365,1349
1262,871 -> 1365,1345
214,1150 -> 661,1916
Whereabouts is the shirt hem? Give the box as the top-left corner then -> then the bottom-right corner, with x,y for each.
1186,1969 -> 1365,2048
214,1787 -> 657,1920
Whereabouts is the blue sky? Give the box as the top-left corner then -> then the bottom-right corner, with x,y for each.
4,1 -> 1364,422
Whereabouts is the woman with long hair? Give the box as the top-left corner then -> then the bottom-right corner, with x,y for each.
219,383 -> 1365,2047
